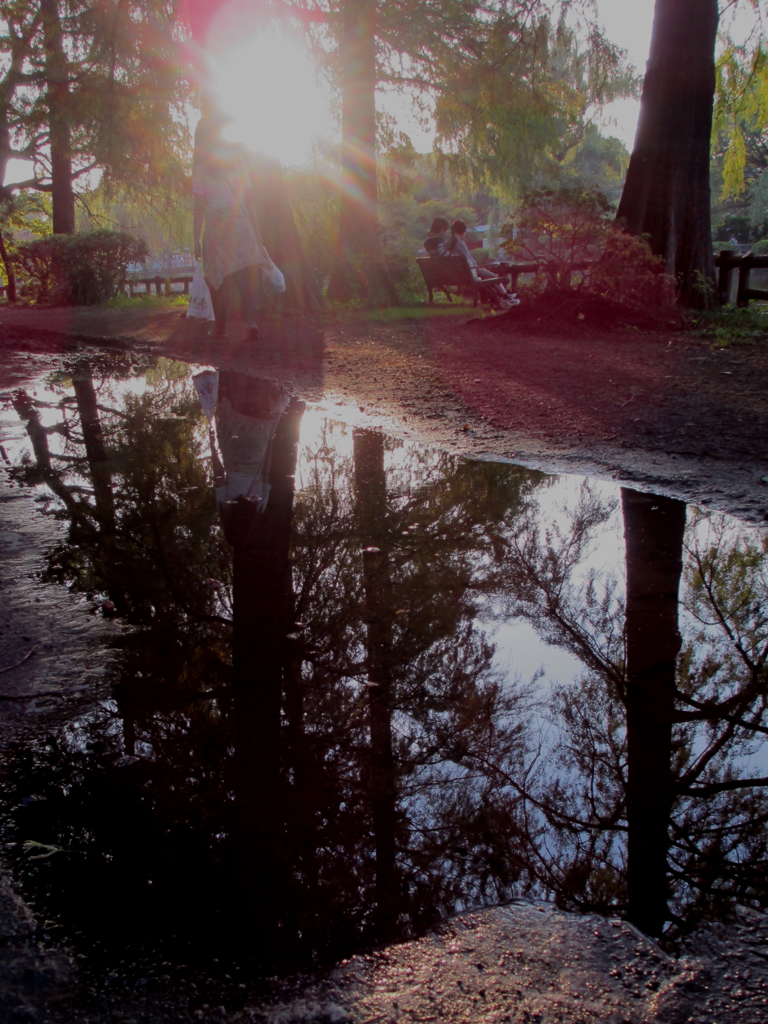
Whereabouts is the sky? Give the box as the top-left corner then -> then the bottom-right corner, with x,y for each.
593,0 -> 655,150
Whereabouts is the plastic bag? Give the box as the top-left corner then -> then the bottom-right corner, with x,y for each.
187,262 -> 216,320
192,370 -> 219,424
262,260 -> 286,296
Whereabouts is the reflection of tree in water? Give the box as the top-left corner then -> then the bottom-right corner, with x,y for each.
10,359 -> 768,959
5,360 -> 548,970
488,483 -> 768,937
281,425 -> 546,948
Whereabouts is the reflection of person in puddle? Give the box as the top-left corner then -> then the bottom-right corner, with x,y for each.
195,372 -> 290,546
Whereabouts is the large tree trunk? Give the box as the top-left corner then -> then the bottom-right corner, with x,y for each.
353,428 -> 399,940
41,0 -> 76,234
616,0 -> 718,308
326,0 -> 396,305
622,488 -> 686,937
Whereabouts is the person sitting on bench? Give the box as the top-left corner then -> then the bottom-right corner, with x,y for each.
440,220 -> 518,309
423,216 -> 450,255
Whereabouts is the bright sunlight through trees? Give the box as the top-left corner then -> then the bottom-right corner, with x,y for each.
208,27 -> 334,167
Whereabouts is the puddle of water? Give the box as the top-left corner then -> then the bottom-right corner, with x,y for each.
2,356 -> 768,991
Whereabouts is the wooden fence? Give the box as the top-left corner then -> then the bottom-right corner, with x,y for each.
0,276 -> 193,300
715,250 -> 768,306
3,258 -> 767,307
126,275 -> 193,296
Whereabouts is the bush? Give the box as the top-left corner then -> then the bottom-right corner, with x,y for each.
501,187 -> 675,309
589,227 -> 676,308
751,238 -> 768,255
15,230 -> 149,305
500,186 -> 613,290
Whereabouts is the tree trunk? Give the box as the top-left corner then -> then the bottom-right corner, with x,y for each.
73,371 -> 115,527
622,488 -> 686,937
249,155 -> 325,312
353,428 -> 399,940
616,0 -> 718,308
326,0 -> 396,305
41,0 -> 76,234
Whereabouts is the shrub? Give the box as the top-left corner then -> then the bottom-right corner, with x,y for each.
751,238 -> 768,255
500,186 -> 613,290
501,187 -> 675,309
15,230 -> 149,305
589,227 -> 676,308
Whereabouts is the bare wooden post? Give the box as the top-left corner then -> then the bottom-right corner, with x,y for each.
717,250 -> 735,305
154,276 -> 162,295
737,252 -> 753,307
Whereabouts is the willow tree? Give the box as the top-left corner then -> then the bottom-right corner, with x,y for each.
616,0 -> 719,308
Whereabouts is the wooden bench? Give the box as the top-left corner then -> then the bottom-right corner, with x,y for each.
416,255 -> 505,307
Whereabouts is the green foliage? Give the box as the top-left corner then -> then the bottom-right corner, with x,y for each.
557,124 -> 630,205
688,305 -> 768,347
0,193 -> 52,239
752,238 -> 768,254
285,155 -> 340,292
15,230 -> 149,305
432,13 -> 635,191
713,20 -> 768,199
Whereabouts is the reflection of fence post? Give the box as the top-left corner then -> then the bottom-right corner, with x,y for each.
353,428 -> 399,942
717,250 -> 735,306
737,252 -> 753,307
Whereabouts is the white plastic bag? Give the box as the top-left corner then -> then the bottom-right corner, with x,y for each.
192,370 -> 219,424
262,260 -> 286,296
187,262 -> 216,320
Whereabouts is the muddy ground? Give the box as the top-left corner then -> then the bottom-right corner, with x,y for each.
1,302 -> 766,522
1,302 -> 768,1023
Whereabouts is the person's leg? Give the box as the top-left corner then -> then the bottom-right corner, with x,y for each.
232,267 -> 259,338
206,275 -> 229,336
475,266 -> 518,305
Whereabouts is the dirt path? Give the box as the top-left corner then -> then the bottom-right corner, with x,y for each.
258,901 -> 768,1024
1,303 -> 767,522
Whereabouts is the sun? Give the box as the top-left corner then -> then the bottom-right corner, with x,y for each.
207,27 -> 335,167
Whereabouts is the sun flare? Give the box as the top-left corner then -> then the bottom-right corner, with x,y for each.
207,27 -> 335,167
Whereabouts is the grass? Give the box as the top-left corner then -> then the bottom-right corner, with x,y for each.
107,292 -> 188,310
688,304 -> 768,347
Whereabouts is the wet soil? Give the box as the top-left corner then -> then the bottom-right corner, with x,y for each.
1,302 -> 766,523
1,303 -> 768,1022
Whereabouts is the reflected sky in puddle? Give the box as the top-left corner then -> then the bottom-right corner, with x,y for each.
2,355 -> 768,982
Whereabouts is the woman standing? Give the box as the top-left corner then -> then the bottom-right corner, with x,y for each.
192,108 -> 271,340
